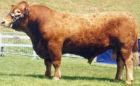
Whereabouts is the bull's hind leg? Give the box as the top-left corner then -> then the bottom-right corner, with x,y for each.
52,60 -> 61,80
125,53 -> 134,84
44,59 -> 52,77
115,55 -> 124,81
112,49 -> 117,60
120,48 -> 133,84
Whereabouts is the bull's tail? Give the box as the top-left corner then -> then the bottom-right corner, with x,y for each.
111,49 -> 117,60
132,38 -> 139,66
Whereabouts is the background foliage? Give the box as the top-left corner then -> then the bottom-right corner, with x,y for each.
0,0 -> 140,36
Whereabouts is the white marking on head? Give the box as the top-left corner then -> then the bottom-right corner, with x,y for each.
14,9 -> 22,16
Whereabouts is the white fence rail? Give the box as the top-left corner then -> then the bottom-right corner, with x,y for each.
0,32 -> 82,58
0,32 -> 37,57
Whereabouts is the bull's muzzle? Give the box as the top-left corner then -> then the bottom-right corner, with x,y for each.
0,18 -> 13,28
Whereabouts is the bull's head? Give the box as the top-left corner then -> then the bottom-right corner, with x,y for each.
1,1 -> 29,31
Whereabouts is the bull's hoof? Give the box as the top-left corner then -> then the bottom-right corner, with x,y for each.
113,79 -> 120,82
53,77 -> 60,81
88,61 -> 92,64
45,75 -> 51,78
45,73 -> 51,78
125,81 -> 131,84
88,58 -> 94,64
114,77 -> 122,82
114,78 -> 122,82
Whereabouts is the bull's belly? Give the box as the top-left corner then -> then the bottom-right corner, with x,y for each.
33,38 -> 111,58
34,45 -> 111,59
62,45 -> 111,58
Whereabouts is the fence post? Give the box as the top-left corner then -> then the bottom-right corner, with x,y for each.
0,32 -> 3,56
32,51 -> 40,60
33,51 -> 37,57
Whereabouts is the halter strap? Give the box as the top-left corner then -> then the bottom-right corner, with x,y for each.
8,12 -> 23,22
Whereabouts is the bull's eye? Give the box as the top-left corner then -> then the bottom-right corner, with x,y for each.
15,10 -> 21,14
17,11 -> 20,13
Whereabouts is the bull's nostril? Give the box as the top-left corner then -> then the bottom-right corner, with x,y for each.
1,21 -> 5,25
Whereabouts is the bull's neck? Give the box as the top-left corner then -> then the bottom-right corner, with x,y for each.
23,7 -> 53,47
24,19 -> 41,47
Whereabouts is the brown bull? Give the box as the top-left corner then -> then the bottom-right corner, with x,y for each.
1,1 -> 139,84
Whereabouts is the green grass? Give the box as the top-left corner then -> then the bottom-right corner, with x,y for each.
0,55 -> 140,86
0,0 -> 140,36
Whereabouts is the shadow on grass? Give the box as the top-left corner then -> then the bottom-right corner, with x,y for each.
0,72 -> 124,83
0,73 -> 51,79
61,76 -> 125,84
61,75 -> 112,81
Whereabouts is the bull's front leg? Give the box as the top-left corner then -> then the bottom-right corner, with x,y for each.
44,59 -> 52,77
48,40 -> 63,80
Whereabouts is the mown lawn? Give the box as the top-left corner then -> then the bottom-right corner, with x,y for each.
0,55 -> 139,86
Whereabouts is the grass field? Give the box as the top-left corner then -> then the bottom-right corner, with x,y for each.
0,55 -> 139,86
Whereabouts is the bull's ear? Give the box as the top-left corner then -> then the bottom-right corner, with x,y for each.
11,5 -> 14,7
20,1 -> 29,10
24,3 -> 29,15
20,1 -> 29,15
24,7 -> 29,15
